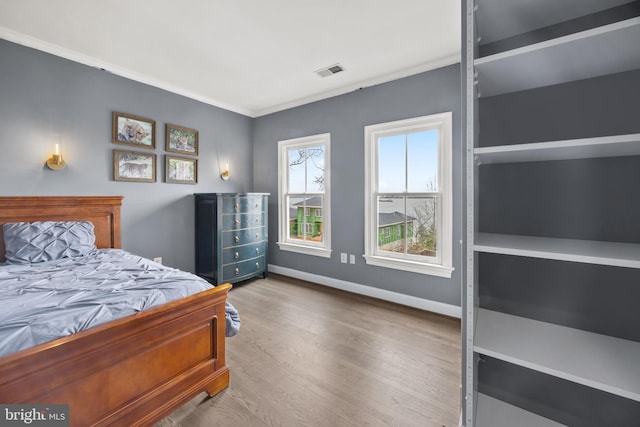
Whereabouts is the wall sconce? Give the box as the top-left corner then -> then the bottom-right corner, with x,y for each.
220,161 -> 230,180
46,144 -> 66,170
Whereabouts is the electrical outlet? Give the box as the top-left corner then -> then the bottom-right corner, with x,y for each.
349,254 -> 355,264
340,253 -> 347,263
153,257 -> 162,264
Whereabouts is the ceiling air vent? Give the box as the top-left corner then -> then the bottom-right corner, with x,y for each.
315,63 -> 345,78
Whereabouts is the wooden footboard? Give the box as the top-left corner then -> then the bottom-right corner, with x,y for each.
0,283 -> 232,426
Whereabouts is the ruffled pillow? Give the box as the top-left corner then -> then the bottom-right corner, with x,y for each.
3,221 -> 96,264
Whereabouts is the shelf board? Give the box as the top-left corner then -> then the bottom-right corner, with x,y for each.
476,393 -> 566,427
474,134 -> 640,165
474,233 -> 640,269
475,309 -> 640,402
474,17 -> 640,97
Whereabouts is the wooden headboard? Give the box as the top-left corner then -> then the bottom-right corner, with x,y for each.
0,196 -> 123,262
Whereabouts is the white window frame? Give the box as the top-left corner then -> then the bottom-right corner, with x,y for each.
303,223 -> 313,234
364,112 -> 454,278
277,133 -> 332,258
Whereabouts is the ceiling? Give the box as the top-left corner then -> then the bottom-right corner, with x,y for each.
0,0 -> 461,117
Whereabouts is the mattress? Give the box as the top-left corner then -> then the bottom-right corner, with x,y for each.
0,248 -> 239,358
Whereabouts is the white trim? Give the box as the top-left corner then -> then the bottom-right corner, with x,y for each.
269,264 -> 461,318
363,254 -> 454,278
0,26 -> 253,117
0,26 -> 460,118
277,134 -> 331,258
364,112 -> 453,276
276,242 -> 332,258
254,53 -> 461,117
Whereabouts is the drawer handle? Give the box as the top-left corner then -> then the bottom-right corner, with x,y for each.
234,235 -> 240,242
255,262 -> 260,269
255,217 -> 260,223
255,233 -> 259,238
234,204 -> 239,210
256,248 -> 260,254
235,219 -> 240,225
234,267 -> 240,275
234,252 -> 239,259
255,203 -> 259,208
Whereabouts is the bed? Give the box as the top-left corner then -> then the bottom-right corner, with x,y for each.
0,196 -> 233,426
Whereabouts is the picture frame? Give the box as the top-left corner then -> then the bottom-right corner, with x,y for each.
166,155 -> 198,184
113,149 -> 156,183
166,124 -> 198,155
112,112 -> 156,149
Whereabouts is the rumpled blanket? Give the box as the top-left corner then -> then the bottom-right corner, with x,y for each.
0,249 -> 240,357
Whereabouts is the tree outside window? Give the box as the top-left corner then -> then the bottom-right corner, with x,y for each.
277,134 -> 332,258
364,113 -> 453,277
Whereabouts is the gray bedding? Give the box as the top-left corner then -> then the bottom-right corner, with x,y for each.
0,249 -> 240,358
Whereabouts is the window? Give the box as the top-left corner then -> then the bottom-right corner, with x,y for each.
303,223 -> 313,235
277,133 -> 331,258
364,112 -> 453,277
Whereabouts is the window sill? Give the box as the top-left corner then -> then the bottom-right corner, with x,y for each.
363,255 -> 454,278
277,242 -> 332,258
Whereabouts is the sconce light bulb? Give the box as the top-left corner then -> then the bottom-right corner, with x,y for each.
46,143 -> 66,170
221,161 -> 230,180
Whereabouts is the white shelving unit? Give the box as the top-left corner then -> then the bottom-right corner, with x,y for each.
474,133 -> 640,165
475,17 -> 640,97
463,1 -> 640,425
473,233 -> 640,269
476,394 -> 566,427
475,309 -> 640,402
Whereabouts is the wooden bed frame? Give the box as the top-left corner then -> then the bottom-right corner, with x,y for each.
0,196 -> 231,426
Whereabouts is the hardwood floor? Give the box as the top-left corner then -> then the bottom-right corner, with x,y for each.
155,274 -> 461,427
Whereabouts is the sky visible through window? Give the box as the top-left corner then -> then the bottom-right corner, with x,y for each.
288,146 -> 325,193
378,129 -> 438,194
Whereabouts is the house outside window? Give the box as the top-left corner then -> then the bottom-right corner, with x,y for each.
364,112 -> 453,277
277,133 -> 331,258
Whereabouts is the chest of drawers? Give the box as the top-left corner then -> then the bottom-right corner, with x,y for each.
195,193 -> 269,285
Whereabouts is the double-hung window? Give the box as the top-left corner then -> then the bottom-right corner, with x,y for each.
364,112 -> 453,277
277,133 -> 331,258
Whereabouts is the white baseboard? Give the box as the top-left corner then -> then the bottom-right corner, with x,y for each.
268,264 -> 462,318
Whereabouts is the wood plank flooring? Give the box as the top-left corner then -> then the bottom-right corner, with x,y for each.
155,274 -> 461,427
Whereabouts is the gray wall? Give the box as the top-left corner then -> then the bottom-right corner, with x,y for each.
253,64 -> 463,307
0,39 -> 462,308
0,40 -> 254,272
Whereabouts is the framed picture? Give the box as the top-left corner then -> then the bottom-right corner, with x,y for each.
113,150 -> 156,182
166,155 -> 198,184
166,124 -> 198,155
112,112 -> 156,149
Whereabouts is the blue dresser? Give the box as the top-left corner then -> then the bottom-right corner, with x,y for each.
195,193 -> 269,285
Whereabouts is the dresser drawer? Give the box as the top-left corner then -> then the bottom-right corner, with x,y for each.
222,195 -> 265,214
222,212 -> 265,230
195,192 -> 269,285
222,227 -> 266,247
222,256 -> 265,281
222,242 -> 266,264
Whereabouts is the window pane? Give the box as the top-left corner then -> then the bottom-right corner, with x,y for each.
287,195 -> 324,243
376,195 -> 438,258
378,135 -> 406,193
407,130 -> 438,192
305,146 -> 325,193
377,195 -> 406,254
288,149 -> 306,193
406,195 -> 437,257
